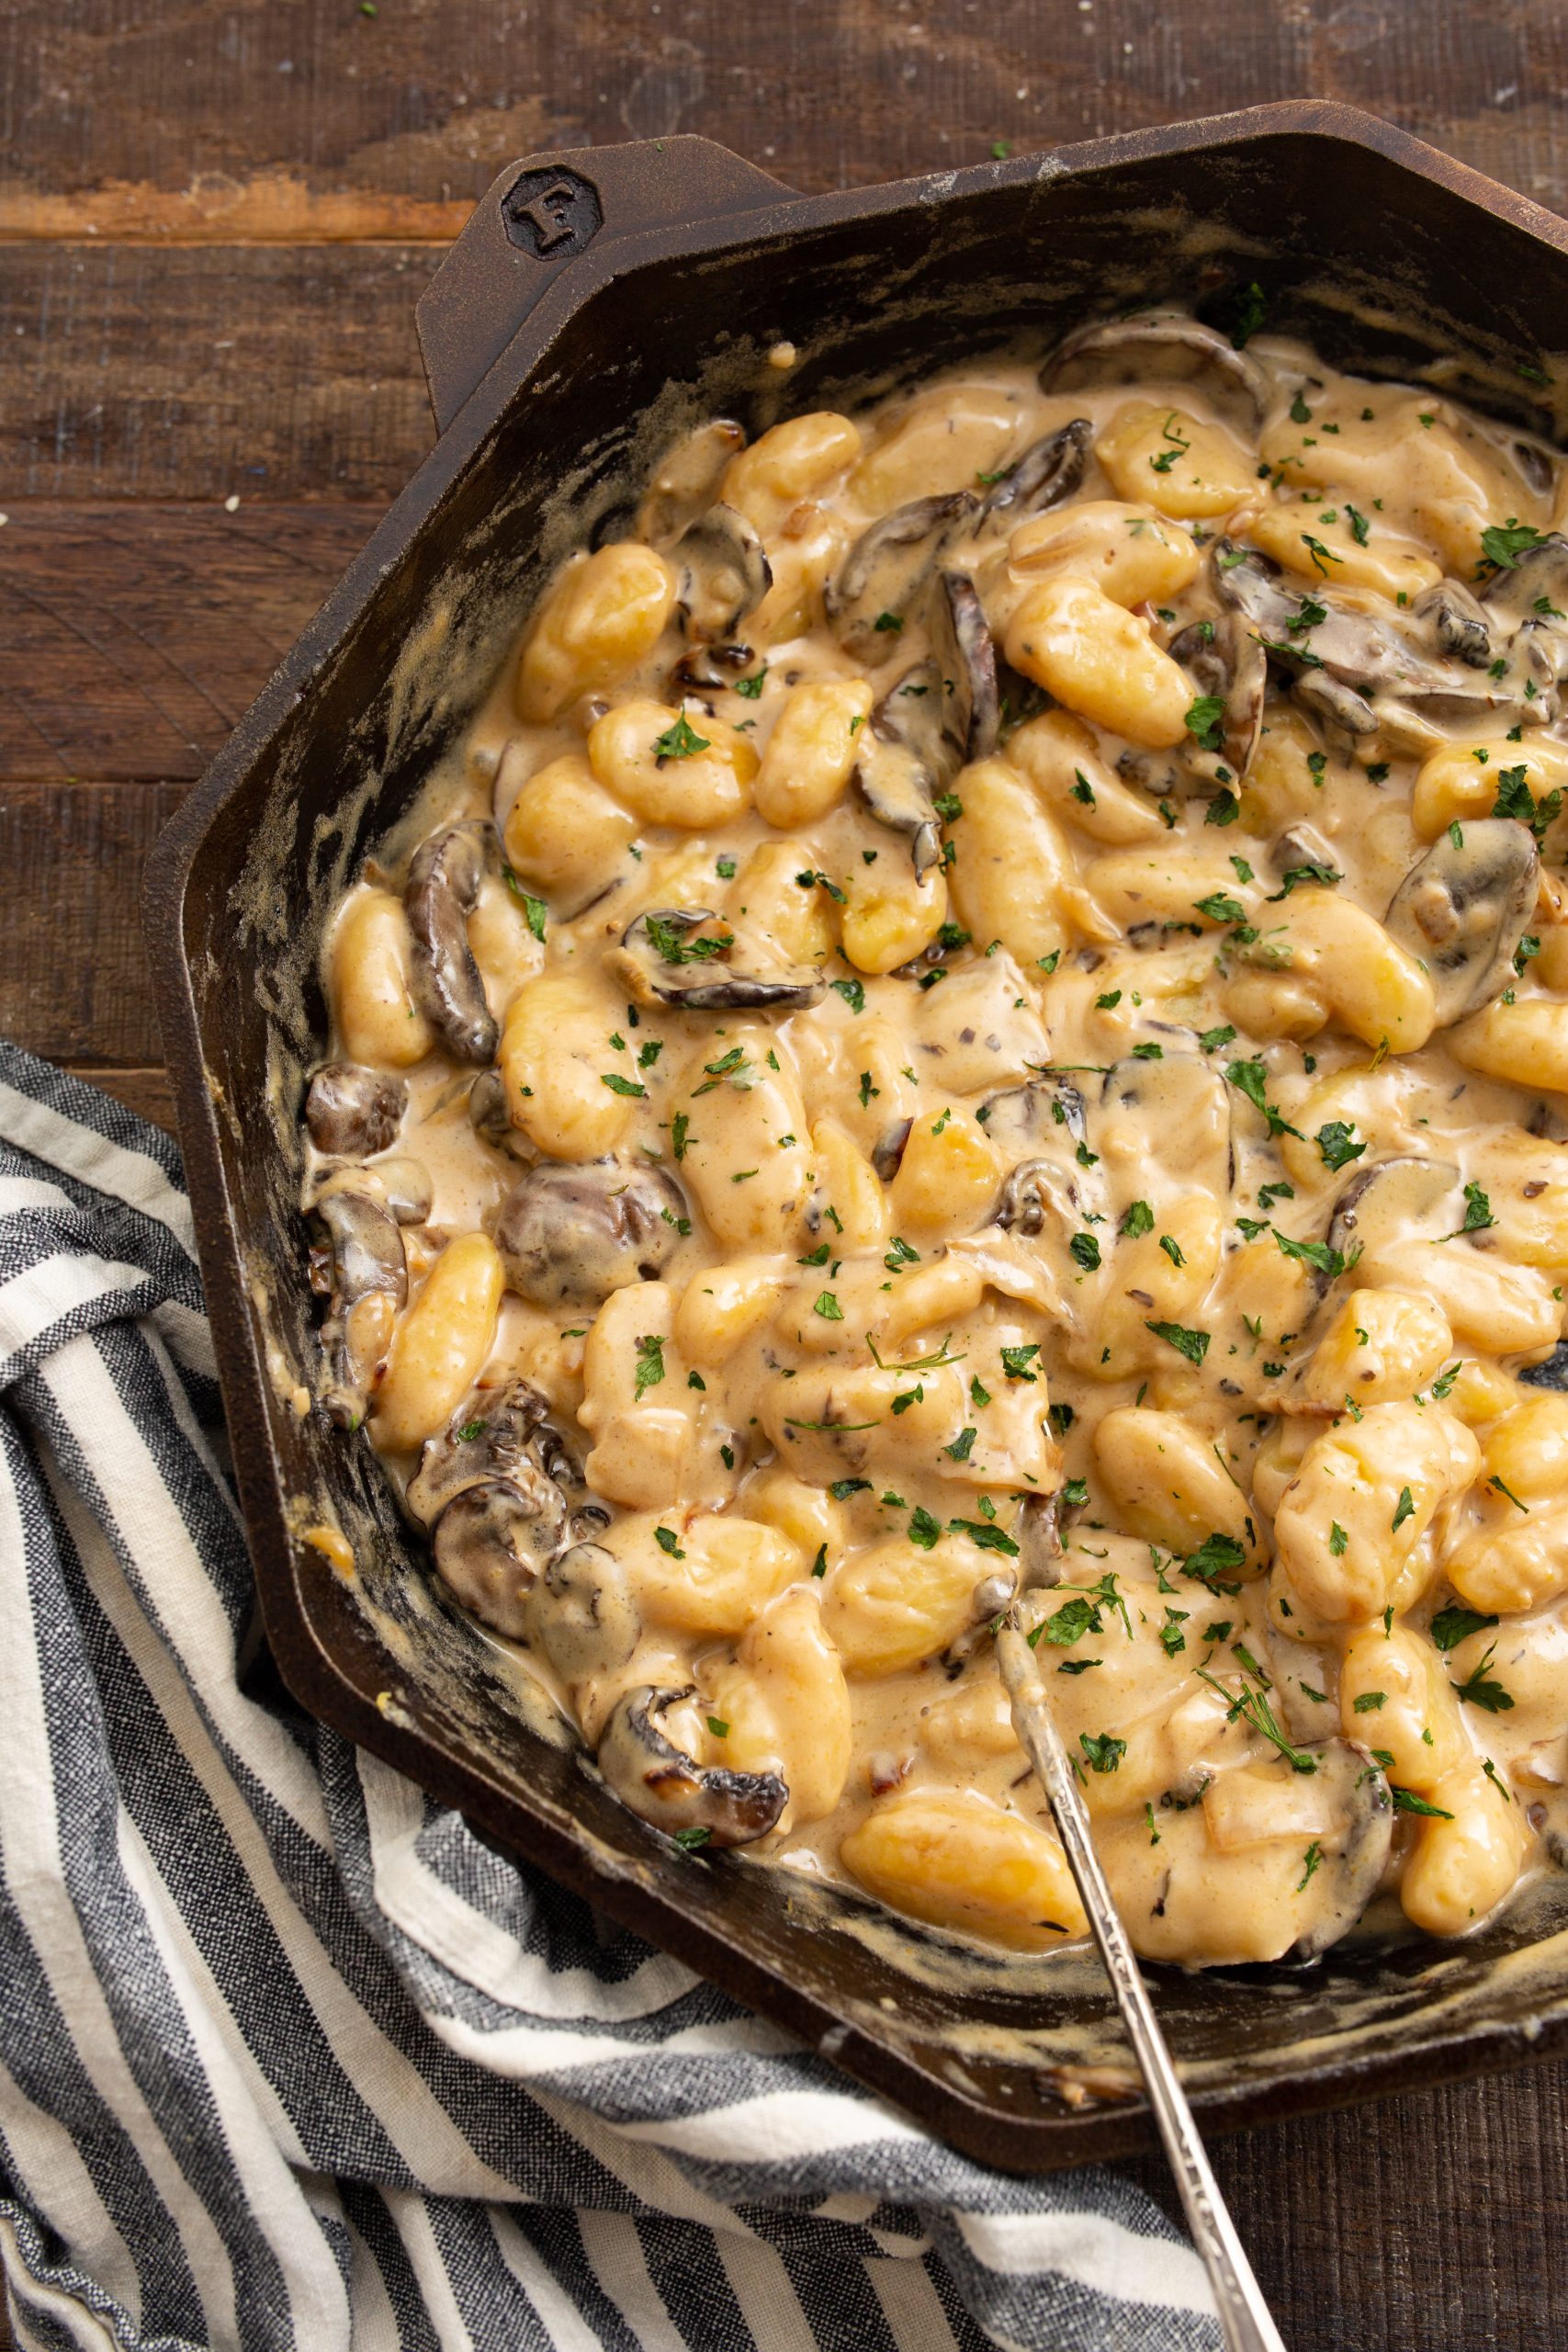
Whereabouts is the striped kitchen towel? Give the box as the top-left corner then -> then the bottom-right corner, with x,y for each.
0,1038 -> 1219,2352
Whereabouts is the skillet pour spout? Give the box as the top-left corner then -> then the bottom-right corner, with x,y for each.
145,107 -> 1568,2174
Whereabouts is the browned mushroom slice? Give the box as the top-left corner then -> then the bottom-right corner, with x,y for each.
597,1685 -> 786,1848
1383,818 -> 1538,1025
1326,1156 -> 1461,1276
1481,532 -> 1568,633
854,656 -> 967,876
431,1480 -> 566,1639
1413,579 -> 1493,670
1279,1741 -> 1393,1963
1291,673 -> 1380,739
869,1116 -> 914,1182
468,1067 -> 535,1160
1168,611 -> 1267,778
314,1190 -> 406,1429
618,908 -> 826,1012
979,1073 -> 1090,1157
637,417 -> 747,544
668,641 -> 759,697
406,1376 -> 552,1524
929,569 -> 998,763
526,1540 -> 640,1685
672,503 -> 772,643
305,1064 -> 406,1159
492,1159 -> 689,1308
826,492 -> 977,662
1017,1489 -> 1065,1590
1042,313 -> 1269,429
405,822 -> 499,1065
982,417 -> 1092,524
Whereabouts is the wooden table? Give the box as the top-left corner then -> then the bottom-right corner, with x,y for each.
4,6 -> 1567,2346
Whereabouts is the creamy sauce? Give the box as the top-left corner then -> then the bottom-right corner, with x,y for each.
304,314 -> 1568,1973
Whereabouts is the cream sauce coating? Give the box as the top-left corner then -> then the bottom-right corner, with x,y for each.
308,316 -> 1568,1970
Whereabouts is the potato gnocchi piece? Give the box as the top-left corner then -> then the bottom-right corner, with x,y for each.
840,1790 -> 1087,1951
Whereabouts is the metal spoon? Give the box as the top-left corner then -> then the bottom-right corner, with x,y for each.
996,1619 -> 1287,2352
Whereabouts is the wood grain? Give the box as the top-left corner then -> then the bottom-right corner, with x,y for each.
0,504 -> 380,776
6,4 -> 1568,2344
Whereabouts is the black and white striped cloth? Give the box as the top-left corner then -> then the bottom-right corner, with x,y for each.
0,1039 -> 1219,2352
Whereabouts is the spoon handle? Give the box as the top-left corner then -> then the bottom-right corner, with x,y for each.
996,1625 -> 1287,2352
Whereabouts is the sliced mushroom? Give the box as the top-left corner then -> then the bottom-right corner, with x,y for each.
1413,579 -> 1493,671
853,657 -> 966,876
1280,1741 -> 1393,1963
1270,822 -> 1338,885
406,1377 -> 551,1525
982,417 -> 1091,524
597,1684 -> 786,1848
994,1156 -> 1089,1242
1480,532 -> 1568,632
1326,1156 -> 1460,1272
870,1116 -> 914,1182
928,568 -> 998,763
408,1380 -> 603,1637
1017,1489 -> 1065,1590
405,822 -> 499,1065
313,1190 -> 406,1429
616,908 -> 826,1012
526,1540 -> 640,1684
672,503 -> 772,643
980,1073 -> 1090,1158
827,492 -> 977,662
469,1066 -> 534,1160
668,640 -> 758,697
1214,539 -> 1532,741
1383,818 -> 1538,1025
431,1481 -> 565,1640
1042,313 -> 1269,429
1168,611 -> 1266,779
492,1158 -> 688,1308
637,417 -> 747,545
305,1064 -> 406,1159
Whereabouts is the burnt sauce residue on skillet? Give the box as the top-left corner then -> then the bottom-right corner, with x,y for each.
299,310 -> 1568,1990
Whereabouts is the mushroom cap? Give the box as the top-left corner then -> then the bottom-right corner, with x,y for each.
1042,313 -> 1269,429
492,1158 -> 689,1309
827,492 -> 977,662
853,654 -> 968,876
597,1684 -> 787,1849
527,1540 -> 640,1685
432,1476 -> 568,1640
1326,1155 -> 1461,1273
1278,1739 -> 1393,1964
405,1376 -> 552,1526
312,1189 -> 407,1428
1480,532 -> 1568,631
981,417 -> 1091,524
617,909 -> 827,1012
929,568 -> 998,764
672,502 -> 772,643
1383,818 -> 1539,1025
305,1063 -> 406,1159
1168,610 -> 1267,781
405,821 -> 501,1066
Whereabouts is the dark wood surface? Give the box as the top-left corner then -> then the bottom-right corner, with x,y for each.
5,6 -> 1568,2346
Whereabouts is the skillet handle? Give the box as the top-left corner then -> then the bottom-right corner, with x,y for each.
416,135 -> 797,433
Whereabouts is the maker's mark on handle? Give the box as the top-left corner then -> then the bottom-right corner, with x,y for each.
501,165 -> 604,259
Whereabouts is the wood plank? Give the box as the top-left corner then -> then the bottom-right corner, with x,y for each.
2,2 -> 1567,218
0,245 -> 436,500
1121,2056 -> 1568,2352
0,504 -> 382,778
0,780 -> 186,1066
72,1067 -> 176,1135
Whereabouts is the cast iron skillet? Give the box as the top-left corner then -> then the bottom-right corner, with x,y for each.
144,100 -> 1568,2170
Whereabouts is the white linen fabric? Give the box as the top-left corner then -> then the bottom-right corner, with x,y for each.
0,1041 -> 1219,2352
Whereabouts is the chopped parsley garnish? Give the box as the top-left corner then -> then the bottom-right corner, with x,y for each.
1391,1486 -> 1416,1534
945,1426 -> 977,1462
831,977 -> 866,1013
633,1333 -> 667,1401
1430,1603 -> 1499,1652
652,1525 -> 685,1558
1195,889 -> 1247,924
1225,1057 -> 1303,1138
1197,1668 -> 1317,1772
601,1071 -> 646,1098
950,1516 -> 1020,1556
908,1506 -> 942,1551
1479,518 -> 1544,573
1391,1787 -> 1453,1819
1121,1199 -> 1155,1238
813,1291 -> 844,1321
1453,1643 -> 1515,1713
733,667 -> 767,699
1145,1319 -> 1210,1364
1001,1344 -> 1041,1382
1079,1732 -> 1126,1774
1274,1229 -> 1346,1277
1182,1532 -> 1247,1593
1185,695 -> 1226,753
1315,1120 -> 1366,1171
1069,1232 -> 1102,1272
652,713 -> 711,761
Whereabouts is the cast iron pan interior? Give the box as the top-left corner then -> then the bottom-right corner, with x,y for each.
146,102 -> 1568,2169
